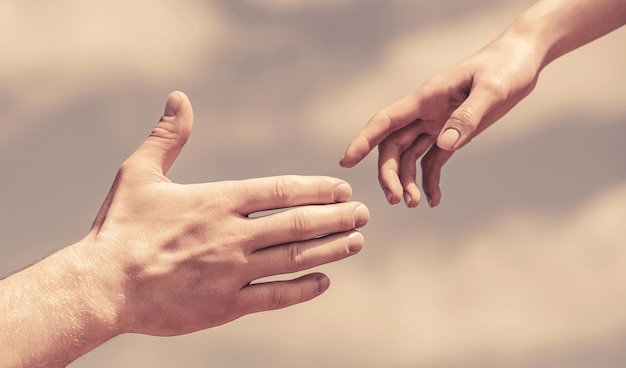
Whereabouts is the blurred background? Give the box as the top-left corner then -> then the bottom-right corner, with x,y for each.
1,0 -> 626,367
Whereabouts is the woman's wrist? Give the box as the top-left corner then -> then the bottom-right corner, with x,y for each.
501,6 -> 556,72
506,0 -> 626,69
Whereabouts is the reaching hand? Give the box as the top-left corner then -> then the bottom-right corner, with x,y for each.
87,91 -> 369,336
0,91 -> 369,367
339,34 -> 542,207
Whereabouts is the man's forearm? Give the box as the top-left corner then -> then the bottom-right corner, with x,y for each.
506,0 -> 626,68
0,240 -> 122,367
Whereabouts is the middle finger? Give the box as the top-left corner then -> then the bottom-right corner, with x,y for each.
399,133 -> 437,207
378,121 -> 425,204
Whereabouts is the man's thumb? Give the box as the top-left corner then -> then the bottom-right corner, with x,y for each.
132,91 -> 194,175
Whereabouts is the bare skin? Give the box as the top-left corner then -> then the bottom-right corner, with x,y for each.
0,91 -> 369,367
340,0 -> 626,208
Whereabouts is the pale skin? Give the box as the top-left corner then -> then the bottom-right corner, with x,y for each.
0,91 -> 369,367
340,0 -> 626,208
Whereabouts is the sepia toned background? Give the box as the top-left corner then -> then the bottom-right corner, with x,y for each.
1,1 -> 626,367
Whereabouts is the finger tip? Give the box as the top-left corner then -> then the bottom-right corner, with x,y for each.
333,183 -> 353,202
165,91 -> 193,121
347,231 -> 364,254
427,195 -> 441,208
402,192 -> 415,208
339,148 -> 362,168
342,137 -> 371,167
171,90 -> 188,99
403,191 -> 411,207
316,274 -> 331,293
383,188 -> 392,203
391,189 -> 403,204
409,197 -> 420,208
164,91 -> 183,116
354,203 -> 369,227
403,186 -> 421,208
339,159 -> 355,168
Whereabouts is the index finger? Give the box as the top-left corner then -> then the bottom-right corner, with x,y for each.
228,175 -> 353,215
339,94 -> 422,168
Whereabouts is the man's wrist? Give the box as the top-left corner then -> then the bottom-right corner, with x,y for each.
45,238 -> 127,364
64,236 -> 127,336
0,239 -> 125,367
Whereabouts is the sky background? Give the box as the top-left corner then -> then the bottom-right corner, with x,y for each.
1,1 -> 626,367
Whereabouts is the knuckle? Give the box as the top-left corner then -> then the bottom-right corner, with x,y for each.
116,159 -> 138,180
273,176 -> 295,204
268,288 -> 289,310
481,78 -> 511,102
291,209 -> 311,236
420,75 -> 442,93
150,122 -> 178,142
387,138 -> 407,153
401,145 -> 420,163
313,177 -> 327,202
339,208 -> 355,230
286,242 -> 304,271
370,111 -> 394,136
449,105 -> 478,129
118,158 -> 134,173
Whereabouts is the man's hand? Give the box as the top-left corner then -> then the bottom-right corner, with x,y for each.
88,91 -> 369,335
1,91 -> 369,367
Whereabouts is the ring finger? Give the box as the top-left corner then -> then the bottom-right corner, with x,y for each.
246,231 -> 364,280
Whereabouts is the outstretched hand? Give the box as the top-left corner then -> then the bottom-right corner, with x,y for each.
340,34 -> 542,207
1,91 -> 369,367
87,91 -> 369,336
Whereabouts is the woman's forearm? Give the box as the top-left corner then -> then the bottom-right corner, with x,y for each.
505,0 -> 626,68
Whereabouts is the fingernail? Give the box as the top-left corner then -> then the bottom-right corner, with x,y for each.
164,91 -> 183,117
438,128 -> 460,150
425,193 -> 433,208
383,188 -> 393,204
317,274 -> 330,293
333,183 -> 352,202
354,204 -> 370,228
347,232 -> 364,253
403,191 -> 411,206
